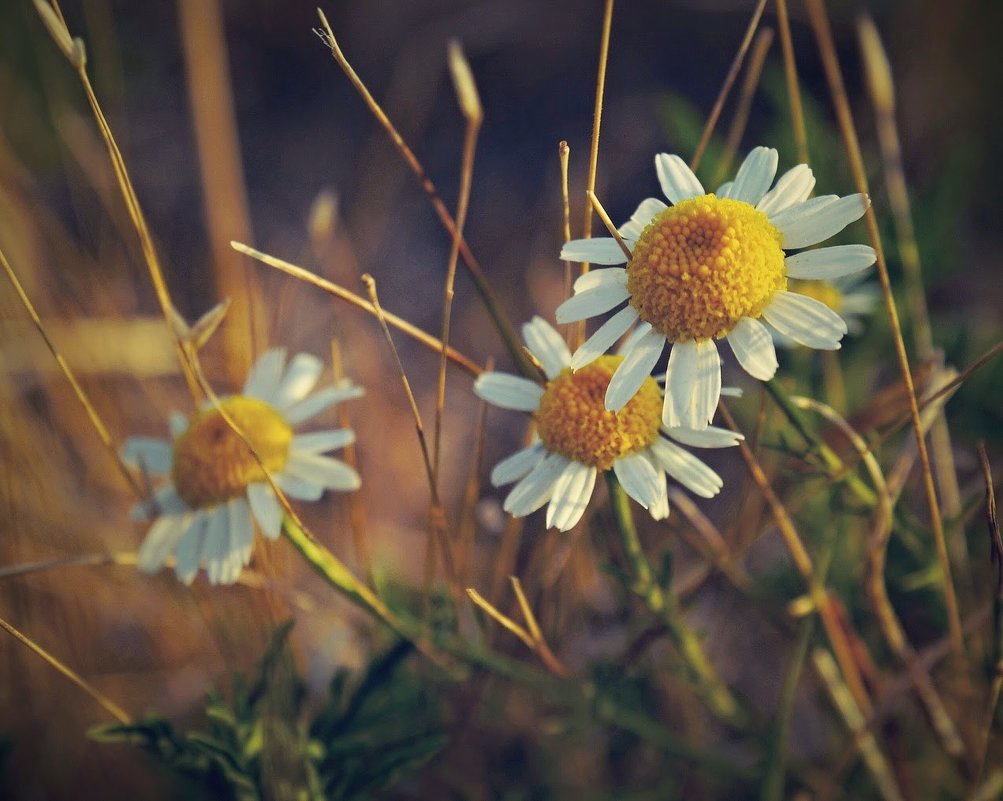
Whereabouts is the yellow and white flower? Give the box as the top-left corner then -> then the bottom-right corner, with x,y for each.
474,317 -> 741,532
124,348 -> 363,585
557,147 -> 876,429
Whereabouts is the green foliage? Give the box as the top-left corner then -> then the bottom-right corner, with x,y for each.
89,623 -> 446,800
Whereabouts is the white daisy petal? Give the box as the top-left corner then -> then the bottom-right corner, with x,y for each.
283,384 -> 364,427
573,266 -> 629,294
720,387 -> 744,398
715,180 -> 734,198
647,470 -> 670,520
560,237 -> 630,265
555,282 -> 630,324
665,425 -> 743,449
605,327 -> 665,412
137,512 -> 192,573
503,452 -> 569,517
785,244 -> 877,280
122,437 -> 173,475
569,306 -> 640,369
275,472 -> 324,501
757,164 -> 816,216
273,353 -> 324,410
168,412 -> 189,439
173,514 -> 207,585
285,452 -> 361,492
618,198 -> 668,240
474,373 -> 544,411
655,153 -> 705,204
227,496 -> 254,574
613,452 -> 662,511
291,429 -> 356,454
247,482 -> 282,539
522,316 -> 572,380
775,193 -> 870,249
616,321 -> 653,357
203,504 -> 231,585
767,194 -> 838,236
762,291 -> 848,350
491,442 -> 546,486
243,348 -> 287,403
546,461 -> 597,531
662,340 -> 721,430
726,316 -> 779,381
651,438 -> 723,498
728,146 -> 778,205
150,485 -> 188,517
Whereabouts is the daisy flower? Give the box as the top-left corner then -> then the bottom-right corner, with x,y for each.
557,147 -> 877,429
123,348 -> 364,585
473,317 -> 742,532
781,274 -> 881,341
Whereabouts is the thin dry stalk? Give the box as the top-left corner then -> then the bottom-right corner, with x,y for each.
713,27 -> 774,187
0,246 -> 145,501
0,615 -> 131,725
806,0 -> 964,659
559,140 -> 573,344
231,242 -> 481,377
690,0 -> 770,173
433,40 -> 482,484
313,9 -> 533,379
587,191 -> 632,259
775,0 -> 809,164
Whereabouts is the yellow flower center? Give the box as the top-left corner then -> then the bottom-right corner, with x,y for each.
171,396 -> 293,509
535,355 -> 661,471
627,194 -> 786,341
789,279 -> 842,311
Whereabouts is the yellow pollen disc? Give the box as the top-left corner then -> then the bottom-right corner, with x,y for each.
788,279 -> 842,311
535,355 -> 662,471
171,396 -> 293,509
627,194 -> 786,341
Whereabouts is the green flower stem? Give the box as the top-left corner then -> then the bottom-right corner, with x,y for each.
765,378 -> 877,507
605,472 -> 746,728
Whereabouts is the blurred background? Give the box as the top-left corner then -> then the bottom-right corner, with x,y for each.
1,0 -> 1001,797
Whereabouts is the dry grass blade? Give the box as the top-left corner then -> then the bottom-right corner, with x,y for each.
775,0 -> 808,164
587,191 -> 632,259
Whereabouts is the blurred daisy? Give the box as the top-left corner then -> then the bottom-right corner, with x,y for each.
557,146 -> 876,429
124,348 -> 364,585
781,274 -> 881,343
474,317 -> 741,532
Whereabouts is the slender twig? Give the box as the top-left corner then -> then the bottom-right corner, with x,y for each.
231,242 -> 481,377
690,0 -> 770,173
313,10 -> 533,379
559,140 -> 574,345
807,0 -> 964,659
588,191 -> 632,259
775,0 -> 808,164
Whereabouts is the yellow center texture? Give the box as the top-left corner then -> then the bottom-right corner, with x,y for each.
627,194 -> 786,341
535,355 -> 661,471
788,279 -> 842,311
171,396 -> 293,509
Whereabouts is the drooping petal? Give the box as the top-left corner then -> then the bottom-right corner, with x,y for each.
168,411 -> 189,439
655,153 -> 705,204
726,316 -> 779,381
275,472 -> 324,501
284,452 -> 361,492
503,452 -> 568,517
173,514 -> 207,585
522,316 -> 572,379
137,512 -> 192,573
664,425 -> 744,449
560,237 -> 630,265
617,321 -> 653,357
662,340 -> 721,430
227,496 -> 254,573
613,452 -> 662,511
605,327 -> 665,412
291,429 -> 355,454
132,485 -> 189,522
203,504 -> 231,585
555,281 -> 630,324
647,470 -> 670,520
474,372 -> 544,411
569,306 -> 639,369
121,437 -> 172,475
774,193 -> 870,250
761,291 -> 848,350
650,438 -> 723,498
757,164 -> 816,216
243,348 -> 287,403
728,146 -> 778,205
573,266 -> 629,294
618,198 -> 667,240
283,384 -> 365,427
273,353 -> 324,410
247,482 -> 282,539
785,244 -> 877,280
546,461 -> 597,531
490,442 -> 546,487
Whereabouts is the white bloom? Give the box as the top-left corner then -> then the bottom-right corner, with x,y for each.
770,273 -> 882,347
474,317 -> 741,532
558,147 -> 876,429
123,348 -> 363,585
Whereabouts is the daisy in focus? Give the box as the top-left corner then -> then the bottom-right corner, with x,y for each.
474,317 -> 741,532
557,146 -> 877,429
123,348 -> 364,585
